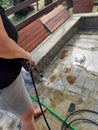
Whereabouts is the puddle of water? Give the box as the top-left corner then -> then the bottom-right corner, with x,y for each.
70,47 -> 98,73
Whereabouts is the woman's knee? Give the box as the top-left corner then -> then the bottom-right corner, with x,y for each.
19,106 -> 34,121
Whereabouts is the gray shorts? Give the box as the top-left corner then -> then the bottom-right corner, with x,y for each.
0,74 -> 33,116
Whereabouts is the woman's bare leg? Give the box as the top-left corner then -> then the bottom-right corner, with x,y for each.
19,106 -> 46,130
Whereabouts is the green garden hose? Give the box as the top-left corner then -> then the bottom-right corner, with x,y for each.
29,94 -> 77,130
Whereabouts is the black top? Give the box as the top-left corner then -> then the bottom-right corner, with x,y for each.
0,6 -> 22,90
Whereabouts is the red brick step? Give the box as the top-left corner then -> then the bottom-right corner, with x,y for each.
18,19 -> 48,52
40,5 -> 70,33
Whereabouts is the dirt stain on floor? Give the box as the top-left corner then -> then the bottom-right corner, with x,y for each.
66,75 -> 77,84
60,50 -> 68,59
49,75 -> 57,82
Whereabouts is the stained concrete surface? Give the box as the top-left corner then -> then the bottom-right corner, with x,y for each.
31,31 -> 98,130
1,13 -> 98,130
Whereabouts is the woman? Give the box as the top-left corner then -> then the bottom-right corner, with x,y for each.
0,5 -> 45,130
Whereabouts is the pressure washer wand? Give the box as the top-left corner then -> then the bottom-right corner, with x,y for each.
21,59 -> 51,130
29,69 -> 51,130
21,59 -> 46,81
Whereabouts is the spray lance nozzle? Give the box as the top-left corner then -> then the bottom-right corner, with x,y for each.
21,59 -> 35,71
21,59 -> 44,79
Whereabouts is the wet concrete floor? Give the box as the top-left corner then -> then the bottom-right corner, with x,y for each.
29,31 -> 98,130
1,28 -> 98,130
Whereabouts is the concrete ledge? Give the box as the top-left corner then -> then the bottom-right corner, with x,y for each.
73,12 -> 98,17
31,12 -> 98,73
31,16 -> 80,72
74,13 -> 98,31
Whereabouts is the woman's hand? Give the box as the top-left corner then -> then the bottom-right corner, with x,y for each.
21,58 -> 35,71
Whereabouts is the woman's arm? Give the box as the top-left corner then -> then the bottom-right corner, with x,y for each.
0,16 -> 33,62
